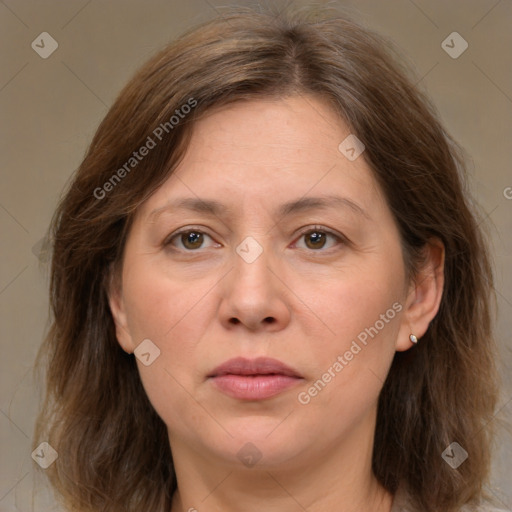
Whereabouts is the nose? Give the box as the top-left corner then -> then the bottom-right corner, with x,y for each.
218,241 -> 292,332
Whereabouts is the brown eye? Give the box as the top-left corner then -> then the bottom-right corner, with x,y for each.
294,226 -> 344,252
180,231 -> 204,250
304,230 -> 328,250
165,228 -> 216,251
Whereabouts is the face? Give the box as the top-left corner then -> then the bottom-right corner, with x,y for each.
110,95 -> 414,471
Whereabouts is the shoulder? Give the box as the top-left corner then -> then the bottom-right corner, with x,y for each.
460,496 -> 510,512
461,505 -> 509,512
391,487 -> 508,512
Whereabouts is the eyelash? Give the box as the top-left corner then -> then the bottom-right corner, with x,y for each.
163,225 -> 347,254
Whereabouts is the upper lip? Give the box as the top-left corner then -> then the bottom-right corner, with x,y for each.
208,357 -> 302,378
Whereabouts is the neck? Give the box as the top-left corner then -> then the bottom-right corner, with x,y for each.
171,472 -> 392,512
168,410 -> 393,512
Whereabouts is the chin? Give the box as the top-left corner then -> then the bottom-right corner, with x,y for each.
210,417 -> 309,467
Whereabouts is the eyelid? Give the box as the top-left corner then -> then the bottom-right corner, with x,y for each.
163,225 -> 218,248
292,224 -> 347,250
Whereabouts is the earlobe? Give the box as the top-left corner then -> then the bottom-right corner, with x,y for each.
396,238 -> 445,352
107,271 -> 134,354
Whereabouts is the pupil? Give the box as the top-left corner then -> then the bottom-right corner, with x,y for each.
308,231 -> 325,249
184,232 -> 202,248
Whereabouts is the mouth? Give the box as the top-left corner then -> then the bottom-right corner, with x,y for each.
207,357 -> 303,400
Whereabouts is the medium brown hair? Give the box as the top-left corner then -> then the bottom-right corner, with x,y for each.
34,4 -> 501,511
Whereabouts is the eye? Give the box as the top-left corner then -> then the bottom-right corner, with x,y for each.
164,225 -> 346,253
293,226 -> 345,252
164,227 -> 218,251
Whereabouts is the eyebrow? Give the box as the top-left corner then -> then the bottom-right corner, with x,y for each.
147,194 -> 370,222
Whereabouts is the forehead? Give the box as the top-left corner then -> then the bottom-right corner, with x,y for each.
139,95 -> 385,219
181,95 -> 351,174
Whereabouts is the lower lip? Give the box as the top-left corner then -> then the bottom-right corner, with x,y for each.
209,374 -> 302,400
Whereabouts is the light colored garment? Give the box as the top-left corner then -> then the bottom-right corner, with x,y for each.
390,486 -> 508,512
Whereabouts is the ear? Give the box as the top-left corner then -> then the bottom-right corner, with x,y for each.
396,238 -> 445,352
107,267 -> 135,354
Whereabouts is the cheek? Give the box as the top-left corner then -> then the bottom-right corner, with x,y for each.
297,257 -> 403,403
122,257 -> 211,347
294,286 -> 400,433
121,263 -> 210,432
311,259 -> 403,347
121,255 -> 222,392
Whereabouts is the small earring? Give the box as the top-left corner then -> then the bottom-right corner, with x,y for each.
409,334 -> 418,344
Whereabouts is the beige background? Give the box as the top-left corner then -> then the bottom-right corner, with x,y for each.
1,0 -> 511,510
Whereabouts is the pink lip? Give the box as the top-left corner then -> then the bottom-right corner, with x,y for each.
208,357 -> 303,400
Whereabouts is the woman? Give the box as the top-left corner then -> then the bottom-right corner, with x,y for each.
34,5 -> 506,512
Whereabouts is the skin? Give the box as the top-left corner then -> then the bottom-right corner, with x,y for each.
109,95 -> 445,512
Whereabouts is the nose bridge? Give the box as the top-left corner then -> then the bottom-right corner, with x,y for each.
230,194 -> 276,275
218,231 -> 291,331
228,191 -> 290,290
232,234 -> 275,294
